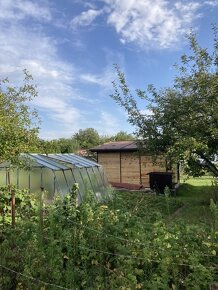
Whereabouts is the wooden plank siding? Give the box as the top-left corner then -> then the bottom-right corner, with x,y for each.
91,141 -> 179,188
140,155 -> 166,187
97,152 -> 174,187
121,152 -> 141,185
98,153 -> 120,183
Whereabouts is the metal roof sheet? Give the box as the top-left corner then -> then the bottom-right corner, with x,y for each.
0,153 -> 100,170
28,154 -> 69,170
48,154 -> 100,168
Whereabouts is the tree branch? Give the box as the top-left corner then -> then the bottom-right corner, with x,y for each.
198,153 -> 218,177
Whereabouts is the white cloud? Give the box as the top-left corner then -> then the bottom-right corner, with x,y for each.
0,1 -> 122,139
140,109 -> 153,116
35,96 -> 80,125
80,70 -> 113,88
80,74 -> 102,84
79,55 -> 117,91
0,0 -> 52,22
0,23 -> 86,138
98,111 -> 120,135
70,9 -> 103,27
101,0 -> 201,49
0,1 -> 135,139
96,110 -> 134,136
204,0 -> 218,7
22,60 -> 60,79
71,0 -> 208,49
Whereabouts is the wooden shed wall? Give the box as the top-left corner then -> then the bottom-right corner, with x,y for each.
97,152 -> 171,187
121,152 -> 140,184
98,153 -> 120,183
140,156 -> 166,187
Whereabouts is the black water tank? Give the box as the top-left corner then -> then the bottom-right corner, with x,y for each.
148,172 -> 173,193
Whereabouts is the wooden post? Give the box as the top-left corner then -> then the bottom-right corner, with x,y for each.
139,153 -> 142,185
40,187 -> 44,228
8,171 -> 15,227
11,188 -> 15,227
177,163 -> 180,182
119,152 -> 122,183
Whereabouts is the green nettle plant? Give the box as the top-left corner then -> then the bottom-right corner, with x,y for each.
0,186 -> 217,289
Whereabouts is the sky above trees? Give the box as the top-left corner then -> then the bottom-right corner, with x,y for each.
0,0 -> 217,139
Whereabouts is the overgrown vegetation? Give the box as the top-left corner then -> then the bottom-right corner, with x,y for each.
0,181 -> 217,289
173,177 -> 218,226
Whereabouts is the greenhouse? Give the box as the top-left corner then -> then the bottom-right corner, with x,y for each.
0,153 -> 108,203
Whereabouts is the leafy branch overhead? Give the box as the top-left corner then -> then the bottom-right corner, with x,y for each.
0,70 -> 39,164
111,27 -> 218,177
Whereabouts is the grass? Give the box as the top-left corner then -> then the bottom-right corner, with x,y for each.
113,176 -> 218,227
172,176 -> 217,226
111,189 -> 183,222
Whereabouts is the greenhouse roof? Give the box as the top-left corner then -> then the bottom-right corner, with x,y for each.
0,153 -> 100,170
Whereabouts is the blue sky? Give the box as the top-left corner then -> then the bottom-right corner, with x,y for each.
0,0 -> 218,139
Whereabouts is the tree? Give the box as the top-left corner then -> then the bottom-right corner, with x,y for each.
113,131 -> 134,141
57,138 -> 79,153
111,28 -> 218,177
39,139 -> 59,154
73,128 -> 101,149
39,138 -> 79,154
102,131 -> 134,142
0,70 -> 39,164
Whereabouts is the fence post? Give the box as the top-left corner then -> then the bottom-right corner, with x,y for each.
11,188 -> 15,227
40,187 -> 44,228
8,171 -> 15,227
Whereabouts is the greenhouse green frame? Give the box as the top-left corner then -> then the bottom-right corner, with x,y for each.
0,153 -> 108,202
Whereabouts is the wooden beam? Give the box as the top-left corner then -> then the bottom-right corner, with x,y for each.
120,151 -> 122,183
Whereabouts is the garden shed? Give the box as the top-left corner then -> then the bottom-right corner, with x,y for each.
90,141 -> 179,189
0,153 -> 108,202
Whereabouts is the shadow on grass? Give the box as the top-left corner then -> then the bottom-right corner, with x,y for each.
176,183 -> 213,204
173,179 -> 216,226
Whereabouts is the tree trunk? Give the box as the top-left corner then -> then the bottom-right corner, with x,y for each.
199,153 -> 218,177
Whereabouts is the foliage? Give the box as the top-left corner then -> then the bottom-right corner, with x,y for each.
111,27 -> 218,177
39,137 -> 80,154
73,128 -> 101,149
102,131 -> 134,143
114,131 -> 134,141
0,184 -> 217,289
0,70 -> 39,164
0,186 -> 38,226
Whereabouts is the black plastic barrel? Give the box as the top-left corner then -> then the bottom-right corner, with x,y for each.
148,172 -> 173,193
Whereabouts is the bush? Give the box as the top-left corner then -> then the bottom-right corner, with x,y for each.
0,187 -> 217,289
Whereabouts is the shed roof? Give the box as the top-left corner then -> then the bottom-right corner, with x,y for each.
90,141 -> 141,152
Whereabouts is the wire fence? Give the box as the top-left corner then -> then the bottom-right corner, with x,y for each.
0,264 -> 73,290
1,188 -> 217,289
1,245 -> 218,290
66,219 -> 217,258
